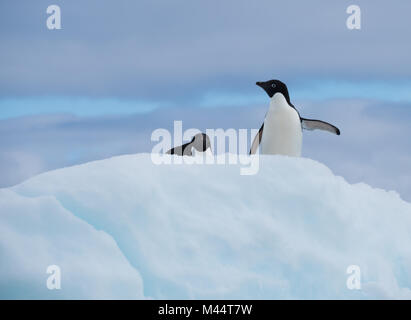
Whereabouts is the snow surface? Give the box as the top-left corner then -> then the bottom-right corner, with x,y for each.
1,153 -> 411,299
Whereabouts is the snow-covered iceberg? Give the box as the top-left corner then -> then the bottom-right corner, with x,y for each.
1,153 -> 411,299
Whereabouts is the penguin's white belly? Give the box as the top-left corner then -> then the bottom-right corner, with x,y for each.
260,107 -> 302,156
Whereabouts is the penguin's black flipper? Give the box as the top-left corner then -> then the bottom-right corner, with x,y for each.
166,142 -> 193,156
301,118 -> 340,135
249,123 -> 264,155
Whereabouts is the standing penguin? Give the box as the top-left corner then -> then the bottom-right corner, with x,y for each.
250,80 -> 340,156
167,133 -> 212,156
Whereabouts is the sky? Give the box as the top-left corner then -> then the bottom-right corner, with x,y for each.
0,1 -> 410,200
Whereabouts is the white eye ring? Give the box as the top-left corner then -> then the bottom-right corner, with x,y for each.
271,83 -> 276,88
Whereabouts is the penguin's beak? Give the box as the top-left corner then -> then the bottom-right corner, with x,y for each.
256,81 -> 263,87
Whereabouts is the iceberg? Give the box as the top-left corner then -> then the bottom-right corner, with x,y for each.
1,153 -> 411,299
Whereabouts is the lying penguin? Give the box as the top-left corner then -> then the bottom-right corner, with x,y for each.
250,79 -> 340,156
167,133 -> 212,156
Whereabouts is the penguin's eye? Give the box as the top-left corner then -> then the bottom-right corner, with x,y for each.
271,83 -> 277,88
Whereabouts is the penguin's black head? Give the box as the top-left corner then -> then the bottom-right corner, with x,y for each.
256,79 -> 290,103
191,133 -> 211,152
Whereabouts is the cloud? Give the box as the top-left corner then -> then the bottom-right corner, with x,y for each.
1,0 -> 411,99
0,97 -> 161,119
